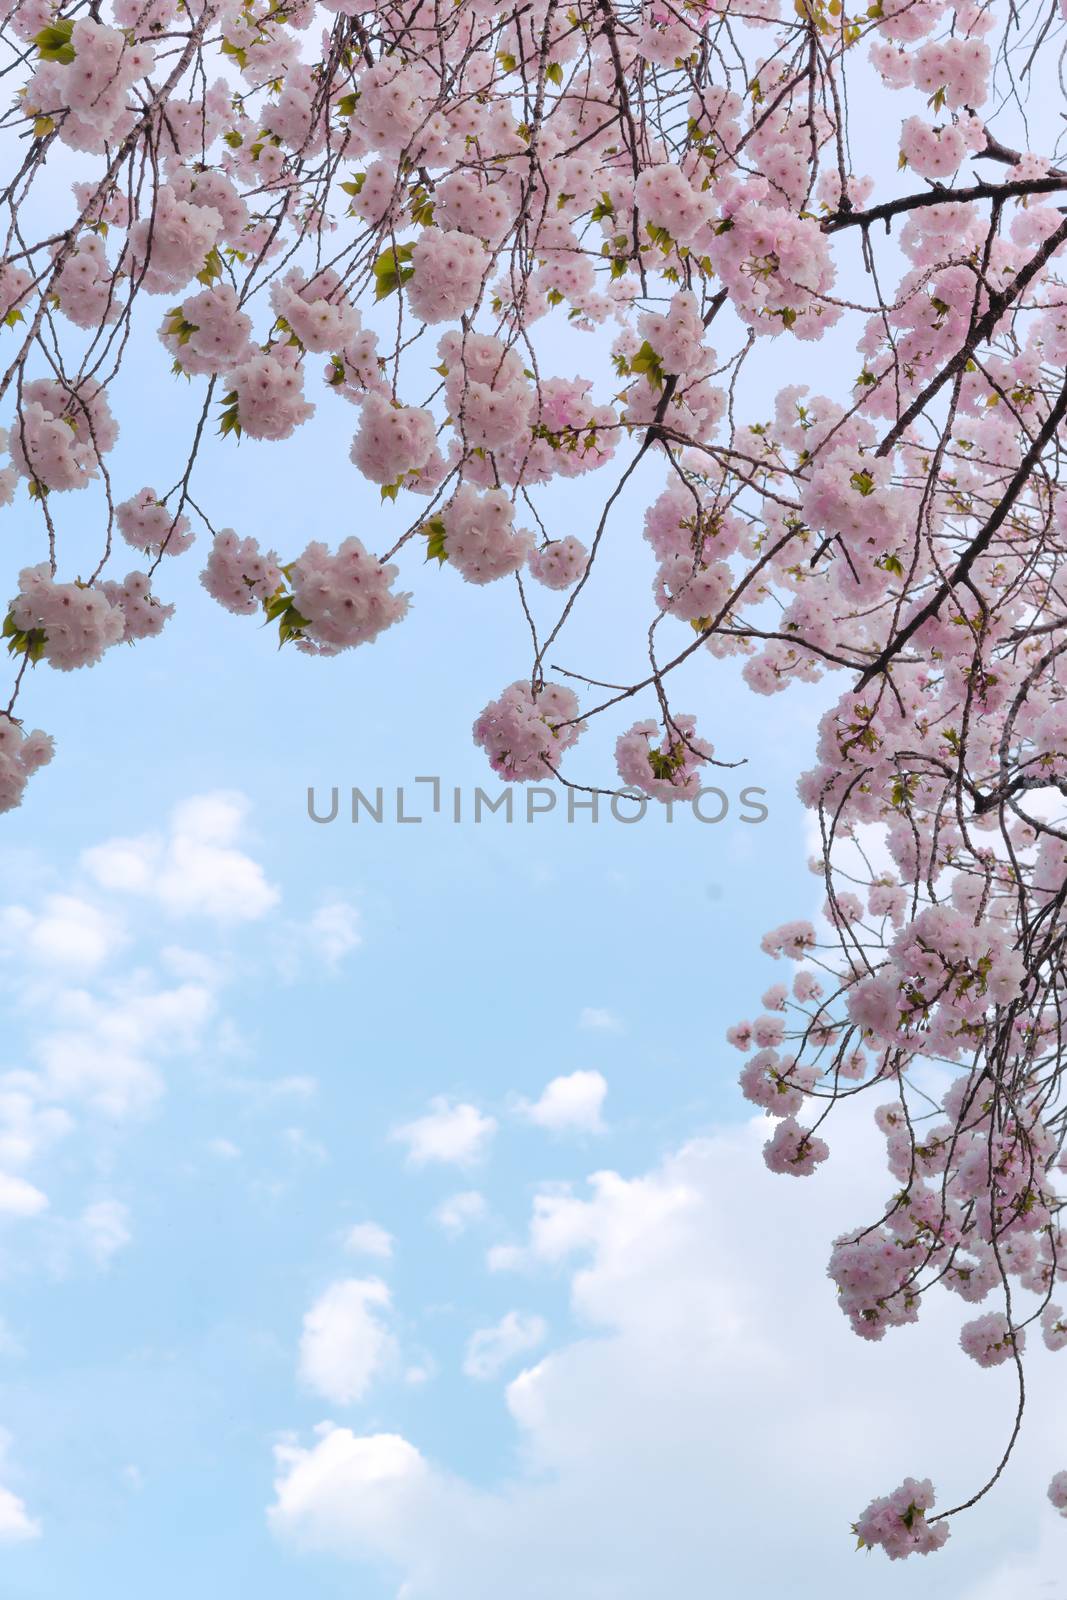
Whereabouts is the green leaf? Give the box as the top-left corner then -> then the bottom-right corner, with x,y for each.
3,611 -> 47,662
164,308 -> 200,345
648,740 -> 686,781
645,221 -> 674,252
408,185 -> 434,226
261,587 -> 311,647
372,243 -> 414,302
34,19 -> 75,62
196,245 -> 224,286
277,606 -> 311,647
545,61 -> 563,85
629,339 -> 666,390
423,516 -> 448,565
218,391 -> 241,438
220,35 -> 248,69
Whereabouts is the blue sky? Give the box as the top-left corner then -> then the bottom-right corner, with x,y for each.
4,85 -> 1067,1599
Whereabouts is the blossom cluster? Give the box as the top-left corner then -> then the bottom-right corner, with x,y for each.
854,1479 -> 950,1560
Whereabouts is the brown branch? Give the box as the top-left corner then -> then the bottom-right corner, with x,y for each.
857,377 -> 1067,688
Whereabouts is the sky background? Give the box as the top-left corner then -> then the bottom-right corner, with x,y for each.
3,51 -> 1067,1600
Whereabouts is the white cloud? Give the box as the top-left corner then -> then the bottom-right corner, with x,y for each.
517,1071 -> 607,1136
270,1429 -> 427,1557
578,1008 -> 623,1033
0,1433 -> 39,1544
392,1099 -> 497,1169
0,1082 -> 72,1172
270,1075 -> 317,1100
82,792 -> 278,923
79,1199 -> 131,1267
1,895 -> 122,973
298,1279 -> 396,1406
463,1312 -> 547,1381
271,1112 -> 1067,1598
43,1199 -> 132,1277
160,946 -> 222,984
274,899 -> 363,982
0,795 -> 281,1283
207,1138 -> 241,1160
33,1031 -> 161,1121
485,1244 -> 524,1273
283,1128 -> 328,1165
225,1073 -> 318,1106
0,1172 -> 47,1219
0,1486 -> 39,1544
432,1192 -> 486,1238
33,978 -> 215,1118
308,901 -> 362,966
344,1223 -> 394,1260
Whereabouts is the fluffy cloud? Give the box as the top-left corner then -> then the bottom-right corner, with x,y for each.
463,1312 -> 546,1381
0,1486 -> 39,1544
0,792 -> 291,1278
0,895 -> 122,973
0,1084 -> 71,1173
298,1279 -> 397,1405
344,1223 -> 394,1260
32,977 -> 215,1118
432,1192 -> 486,1237
271,1113 -> 1067,1598
270,1428 -> 427,1556
392,1099 -> 497,1169
0,1433 -> 40,1544
517,1071 -> 606,1135
82,792 -> 278,922
0,1172 -> 48,1219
